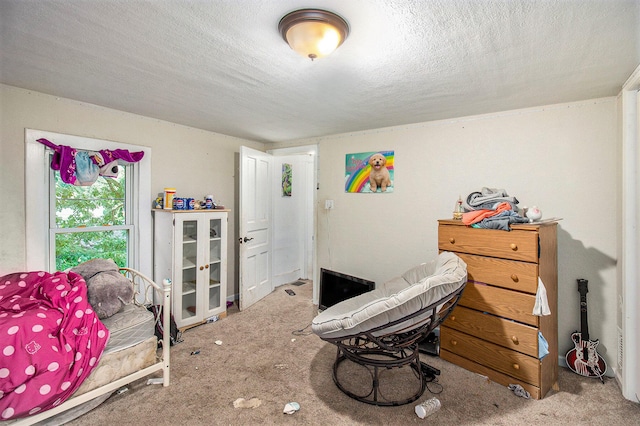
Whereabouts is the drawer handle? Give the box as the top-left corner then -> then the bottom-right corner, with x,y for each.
449,237 -> 455,244
512,363 -> 520,370
511,274 -> 519,282
451,340 -> 458,346
199,266 -> 204,271
511,336 -> 519,344
510,243 -> 518,251
450,315 -> 456,322
205,264 -> 209,269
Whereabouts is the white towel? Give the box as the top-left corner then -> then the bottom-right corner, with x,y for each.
532,277 -> 551,316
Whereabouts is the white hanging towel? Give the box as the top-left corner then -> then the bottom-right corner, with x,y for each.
532,277 -> 551,316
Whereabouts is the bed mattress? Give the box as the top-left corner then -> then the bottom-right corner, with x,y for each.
72,304 -> 157,397
73,335 -> 158,396
101,303 -> 156,353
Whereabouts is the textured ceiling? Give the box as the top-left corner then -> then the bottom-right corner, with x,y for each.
1,1 -> 638,143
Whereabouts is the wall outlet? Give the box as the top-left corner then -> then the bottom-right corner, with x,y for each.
325,199 -> 334,210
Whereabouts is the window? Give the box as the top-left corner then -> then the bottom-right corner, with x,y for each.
26,130 -> 152,276
51,163 -> 132,271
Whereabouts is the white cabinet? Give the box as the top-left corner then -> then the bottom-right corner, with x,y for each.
153,209 -> 229,329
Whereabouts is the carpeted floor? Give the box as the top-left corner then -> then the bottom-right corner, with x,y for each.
67,281 -> 640,425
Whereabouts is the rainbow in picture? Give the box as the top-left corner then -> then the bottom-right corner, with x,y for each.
345,150 -> 394,193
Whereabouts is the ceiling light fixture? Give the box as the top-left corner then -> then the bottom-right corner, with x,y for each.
278,9 -> 349,60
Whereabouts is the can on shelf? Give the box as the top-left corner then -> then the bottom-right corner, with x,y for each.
172,197 -> 185,210
205,195 -> 214,209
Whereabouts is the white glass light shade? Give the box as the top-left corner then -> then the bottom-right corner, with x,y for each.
285,21 -> 342,59
278,9 -> 349,60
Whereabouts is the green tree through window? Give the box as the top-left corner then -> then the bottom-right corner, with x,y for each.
53,165 -> 131,271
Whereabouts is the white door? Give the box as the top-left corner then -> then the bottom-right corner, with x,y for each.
239,146 -> 273,310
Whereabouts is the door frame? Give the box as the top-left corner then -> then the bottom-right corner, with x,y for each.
268,144 -> 318,304
619,65 -> 640,402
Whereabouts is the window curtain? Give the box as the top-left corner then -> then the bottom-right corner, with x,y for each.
37,138 -> 144,186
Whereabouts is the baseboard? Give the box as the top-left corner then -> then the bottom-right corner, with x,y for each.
558,355 -> 567,369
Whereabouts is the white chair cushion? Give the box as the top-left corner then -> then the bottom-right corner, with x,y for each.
312,252 -> 467,339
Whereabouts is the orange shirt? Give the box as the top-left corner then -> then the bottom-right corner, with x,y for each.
461,202 -> 512,225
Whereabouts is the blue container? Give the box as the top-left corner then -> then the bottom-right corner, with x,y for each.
173,197 -> 185,210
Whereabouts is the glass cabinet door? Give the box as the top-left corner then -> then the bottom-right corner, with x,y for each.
208,218 -> 222,311
181,219 -> 198,321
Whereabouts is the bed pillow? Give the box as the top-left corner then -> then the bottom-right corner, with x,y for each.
71,258 -> 134,319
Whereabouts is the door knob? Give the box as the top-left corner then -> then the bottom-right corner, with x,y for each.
243,236 -> 254,243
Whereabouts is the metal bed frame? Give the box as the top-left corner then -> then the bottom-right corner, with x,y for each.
10,268 -> 171,425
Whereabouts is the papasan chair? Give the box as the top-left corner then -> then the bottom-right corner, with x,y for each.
312,251 -> 467,406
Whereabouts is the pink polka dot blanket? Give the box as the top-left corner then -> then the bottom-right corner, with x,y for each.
0,271 -> 109,420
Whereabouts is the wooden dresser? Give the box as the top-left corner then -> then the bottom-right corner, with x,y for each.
438,219 -> 558,399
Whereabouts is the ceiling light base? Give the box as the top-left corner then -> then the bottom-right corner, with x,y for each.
278,9 -> 349,60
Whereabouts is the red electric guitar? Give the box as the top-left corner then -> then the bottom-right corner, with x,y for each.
565,279 -> 607,383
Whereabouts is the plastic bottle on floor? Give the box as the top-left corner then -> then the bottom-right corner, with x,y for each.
415,397 -> 441,419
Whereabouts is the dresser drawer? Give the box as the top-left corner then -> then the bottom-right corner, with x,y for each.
457,252 -> 538,294
443,305 -> 538,357
440,350 -> 542,400
458,282 -> 538,326
440,327 -> 541,386
439,225 -> 538,262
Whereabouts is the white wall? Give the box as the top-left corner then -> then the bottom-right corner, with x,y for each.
278,98 -> 619,374
0,83 -> 622,378
0,84 -> 264,298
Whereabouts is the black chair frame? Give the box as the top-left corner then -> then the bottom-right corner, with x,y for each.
320,283 -> 466,406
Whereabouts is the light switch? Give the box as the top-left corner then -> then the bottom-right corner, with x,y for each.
325,199 -> 334,209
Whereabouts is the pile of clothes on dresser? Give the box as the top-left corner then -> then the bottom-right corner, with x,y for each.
461,187 -> 530,231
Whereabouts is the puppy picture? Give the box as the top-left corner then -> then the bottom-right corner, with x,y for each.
368,153 -> 392,192
344,151 -> 395,193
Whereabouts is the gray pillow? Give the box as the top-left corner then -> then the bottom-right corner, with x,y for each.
71,259 -> 134,319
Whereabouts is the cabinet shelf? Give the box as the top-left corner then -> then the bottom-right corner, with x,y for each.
182,259 -> 197,269
182,281 -> 196,295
